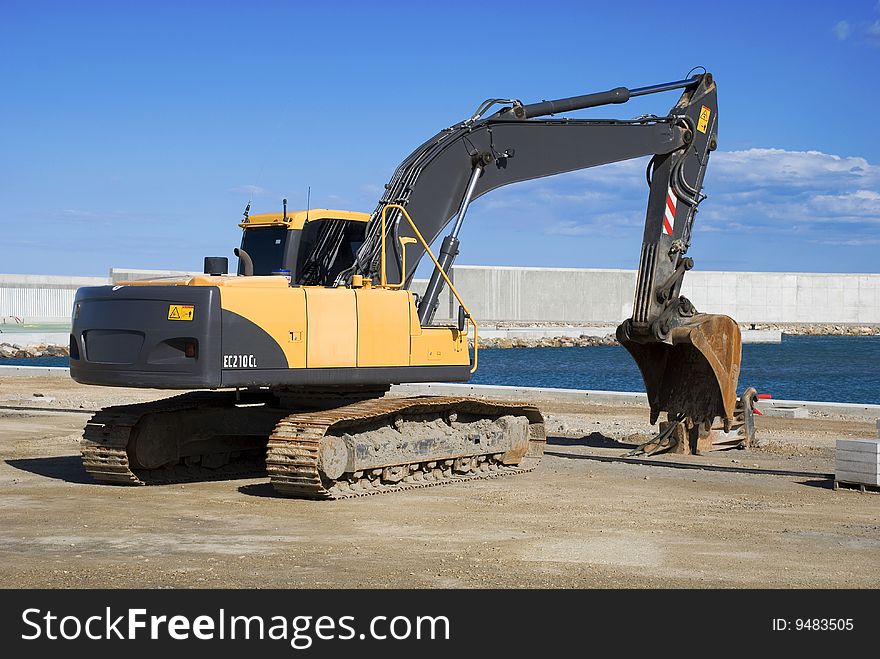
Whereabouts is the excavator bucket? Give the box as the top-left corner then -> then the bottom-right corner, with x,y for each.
617,313 -> 742,429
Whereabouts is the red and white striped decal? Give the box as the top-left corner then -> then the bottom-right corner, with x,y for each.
662,186 -> 677,236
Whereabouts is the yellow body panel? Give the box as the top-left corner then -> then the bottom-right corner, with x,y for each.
119,274 -> 469,371
240,208 -> 370,230
219,284 -> 307,368
410,327 -> 469,367
355,289 -> 412,367
305,288 -> 358,367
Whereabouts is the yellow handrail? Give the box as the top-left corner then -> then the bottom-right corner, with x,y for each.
380,204 -> 479,373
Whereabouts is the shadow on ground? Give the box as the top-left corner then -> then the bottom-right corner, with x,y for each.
238,483 -> 283,498
7,456 -> 268,486
800,478 -> 835,490
6,456 -> 93,484
546,431 -> 625,449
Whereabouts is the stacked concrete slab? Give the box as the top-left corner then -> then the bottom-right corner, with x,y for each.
835,439 -> 880,489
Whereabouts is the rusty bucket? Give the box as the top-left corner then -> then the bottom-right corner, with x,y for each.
617,313 -> 742,429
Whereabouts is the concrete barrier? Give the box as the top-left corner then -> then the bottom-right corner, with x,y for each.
430,265 -> 880,324
0,274 -> 109,324
0,365 -> 71,377
0,270 -> 199,325
3,266 -> 879,326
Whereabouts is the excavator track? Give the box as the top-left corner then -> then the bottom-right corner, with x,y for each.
81,391 -> 278,485
267,396 -> 545,500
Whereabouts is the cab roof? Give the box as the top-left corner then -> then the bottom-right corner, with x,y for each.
240,208 -> 370,230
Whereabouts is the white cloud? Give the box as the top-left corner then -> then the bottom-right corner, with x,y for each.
817,237 -> 880,246
834,20 -> 852,40
545,211 -> 642,236
704,150 -> 880,231
544,221 -> 593,236
709,149 -> 878,188
808,189 -> 880,220
473,147 -> 880,244
834,7 -> 880,46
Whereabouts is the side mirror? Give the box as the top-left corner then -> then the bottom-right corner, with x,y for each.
457,306 -> 469,332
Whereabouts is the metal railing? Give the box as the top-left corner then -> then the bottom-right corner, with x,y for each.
379,204 -> 479,373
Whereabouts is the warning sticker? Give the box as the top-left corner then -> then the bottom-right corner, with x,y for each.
697,105 -> 711,134
168,304 -> 194,321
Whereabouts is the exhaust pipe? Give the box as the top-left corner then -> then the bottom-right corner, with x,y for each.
234,247 -> 254,276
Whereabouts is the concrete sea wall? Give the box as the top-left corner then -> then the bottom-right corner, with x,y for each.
0,274 -> 109,324
420,266 -> 880,324
1,266 -> 879,326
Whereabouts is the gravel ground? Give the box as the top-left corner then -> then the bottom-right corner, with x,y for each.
0,375 -> 878,589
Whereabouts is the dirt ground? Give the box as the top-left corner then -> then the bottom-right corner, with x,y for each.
1,375 -> 878,588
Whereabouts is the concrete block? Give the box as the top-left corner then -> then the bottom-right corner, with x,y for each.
835,460 -> 880,477
762,405 -> 809,419
837,438 -> 880,454
0,365 -> 70,377
836,473 -> 880,487
740,330 -> 782,344
836,438 -> 880,487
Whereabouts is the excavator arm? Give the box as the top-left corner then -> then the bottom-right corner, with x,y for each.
338,76 -> 710,290
321,71 -> 739,431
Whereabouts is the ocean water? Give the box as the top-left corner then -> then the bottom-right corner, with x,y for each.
471,335 -> 880,404
3,335 -> 878,404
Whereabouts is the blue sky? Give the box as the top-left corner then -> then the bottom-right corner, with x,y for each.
2,1 -> 879,276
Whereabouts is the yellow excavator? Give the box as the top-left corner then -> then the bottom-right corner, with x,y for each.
70,70 -> 743,499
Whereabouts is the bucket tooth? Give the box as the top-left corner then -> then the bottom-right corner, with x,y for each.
626,385 -> 757,457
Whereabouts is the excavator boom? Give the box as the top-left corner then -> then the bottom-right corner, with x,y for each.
329,71 -> 740,430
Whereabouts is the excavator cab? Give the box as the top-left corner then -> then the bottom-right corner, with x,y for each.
237,208 -> 369,284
